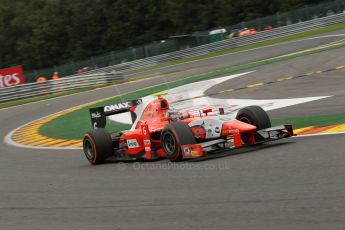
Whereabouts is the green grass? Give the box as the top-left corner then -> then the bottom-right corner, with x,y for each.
39,41 -> 345,140
272,113 -> 345,129
125,22 -> 345,75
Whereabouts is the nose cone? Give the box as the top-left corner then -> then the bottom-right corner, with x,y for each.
223,120 -> 257,133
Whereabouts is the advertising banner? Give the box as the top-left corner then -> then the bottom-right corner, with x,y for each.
0,66 -> 25,88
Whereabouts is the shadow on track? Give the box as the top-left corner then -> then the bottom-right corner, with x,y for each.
96,140 -> 296,166
188,140 -> 295,162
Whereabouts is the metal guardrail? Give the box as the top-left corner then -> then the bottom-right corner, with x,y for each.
80,12 -> 345,75
0,73 -> 123,102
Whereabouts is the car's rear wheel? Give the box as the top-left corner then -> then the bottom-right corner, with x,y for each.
83,128 -> 113,165
161,122 -> 196,162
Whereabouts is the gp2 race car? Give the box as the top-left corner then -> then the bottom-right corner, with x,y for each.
82,93 -> 294,164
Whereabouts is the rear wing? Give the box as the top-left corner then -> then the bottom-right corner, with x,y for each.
89,99 -> 142,129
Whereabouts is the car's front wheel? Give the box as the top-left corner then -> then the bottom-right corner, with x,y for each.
161,122 -> 196,162
236,105 -> 271,143
236,105 -> 271,130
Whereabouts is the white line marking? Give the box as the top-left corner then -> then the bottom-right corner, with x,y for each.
3,107 -> 83,150
4,129 -> 81,150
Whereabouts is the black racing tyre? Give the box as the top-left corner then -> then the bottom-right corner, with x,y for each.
83,128 -> 113,165
161,122 -> 196,162
236,105 -> 271,130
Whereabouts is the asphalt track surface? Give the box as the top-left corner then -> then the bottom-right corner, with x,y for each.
1,31 -> 345,229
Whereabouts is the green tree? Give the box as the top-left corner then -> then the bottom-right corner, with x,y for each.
0,0 -> 330,71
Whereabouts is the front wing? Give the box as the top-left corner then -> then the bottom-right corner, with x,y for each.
181,125 -> 294,158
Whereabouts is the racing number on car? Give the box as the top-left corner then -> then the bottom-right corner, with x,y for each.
142,126 -> 148,135
141,124 -> 152,159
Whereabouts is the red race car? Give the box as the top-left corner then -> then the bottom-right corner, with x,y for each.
83,94 -> 293,164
